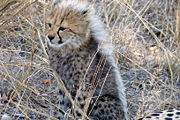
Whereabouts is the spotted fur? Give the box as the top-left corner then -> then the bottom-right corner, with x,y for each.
46,0 -> 127,119
138,109 -> 180,120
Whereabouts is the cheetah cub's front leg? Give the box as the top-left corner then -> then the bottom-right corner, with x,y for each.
46,0 -> 127,119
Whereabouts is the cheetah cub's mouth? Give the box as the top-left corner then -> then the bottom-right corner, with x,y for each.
46,30 -> 81,50
47,38 -> 71,50
47,35 -> 71,50
46,24 -> 72,50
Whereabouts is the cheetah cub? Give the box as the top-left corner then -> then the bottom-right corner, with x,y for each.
46,0 -> 127,119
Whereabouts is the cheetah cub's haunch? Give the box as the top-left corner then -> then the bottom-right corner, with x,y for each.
46,0 -> 127,119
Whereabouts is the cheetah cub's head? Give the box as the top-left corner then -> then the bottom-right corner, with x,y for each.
46,0 -> 92,50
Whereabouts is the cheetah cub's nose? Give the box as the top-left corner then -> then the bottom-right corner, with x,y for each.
48,35 -> 55,41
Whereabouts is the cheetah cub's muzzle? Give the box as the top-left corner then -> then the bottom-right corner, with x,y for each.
46,24 -> 72,50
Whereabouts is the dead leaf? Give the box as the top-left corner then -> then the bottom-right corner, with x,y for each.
42,79 -> 50,84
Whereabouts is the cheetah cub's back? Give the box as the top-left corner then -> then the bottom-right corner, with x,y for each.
46,0 -> 127,119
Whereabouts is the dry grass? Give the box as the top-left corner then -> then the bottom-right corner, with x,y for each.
0,0 -> 179,120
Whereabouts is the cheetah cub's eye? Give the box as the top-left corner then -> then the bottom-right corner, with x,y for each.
58,27 -> 66,31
